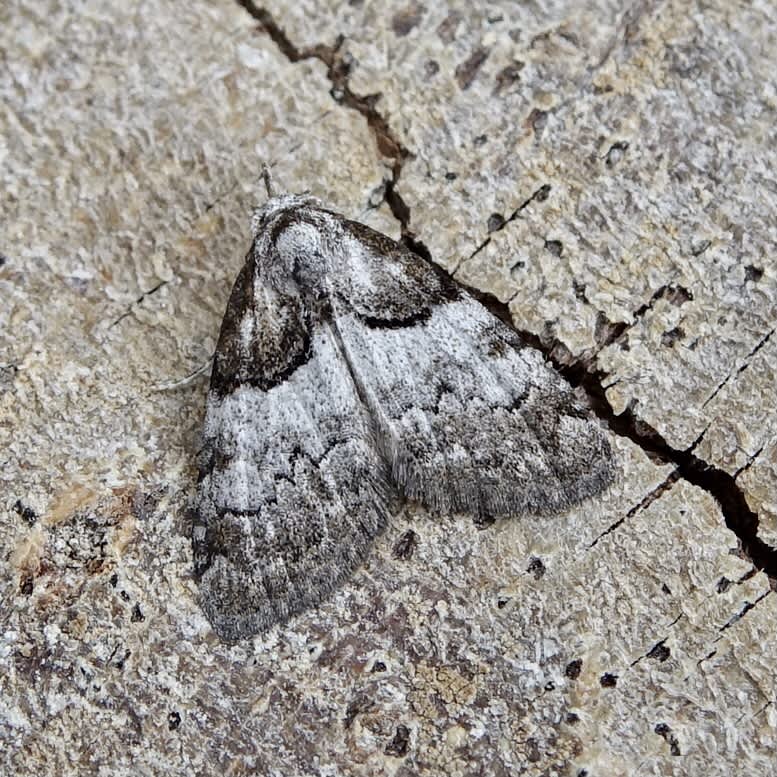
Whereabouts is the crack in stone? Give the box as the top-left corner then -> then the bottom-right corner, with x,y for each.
696,649 -> 717,667
614,283 -> 692,340
236,1 -> 410,230
453,183 -> 552,275
588,470 -> 680,549
666,613 -> 683,629
108,280 -> 169,330
736,567 -> 759,585
718,590 -> 772,634
701,326 -> 776,410
236,1 -> 777,587
733,445 -> 765,479
449,286 -> 777,585
578,282 -> 694,360
629,637 -> 672,668
741,701 -> 773,726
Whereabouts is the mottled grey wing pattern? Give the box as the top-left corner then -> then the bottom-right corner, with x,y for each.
193,245 -> 395,641
193,194 -> 613,641
329,218 -> 613,519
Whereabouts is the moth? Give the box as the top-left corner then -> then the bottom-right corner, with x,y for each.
193,171 -> 614,641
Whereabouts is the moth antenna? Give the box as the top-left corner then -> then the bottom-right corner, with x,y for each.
152,355 -> 213,391
261,164 -> 276,199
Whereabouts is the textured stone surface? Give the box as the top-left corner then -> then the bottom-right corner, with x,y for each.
264,0 -> 777,511
2,1 -> 776,775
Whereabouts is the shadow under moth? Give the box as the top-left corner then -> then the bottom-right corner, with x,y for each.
193,172 -> 614,641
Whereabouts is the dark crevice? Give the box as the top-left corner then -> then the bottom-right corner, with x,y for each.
237,2 -> 776,586
458,287 -> 777,586
701,327 -> 775,410
464,183 -> 553,267
238,3 -> 437,264
630,637 -> 672,668
235,1 -> 315,62
697,649 -> 717,667
733,446 -> 764,479
738,327 -> 775,373
238,1 -> 409,222
719,590 -> 771,632
108,280 -> 169,329
589,471 -> 679,548
701,375 -> 729,411
591,282 -> 694,356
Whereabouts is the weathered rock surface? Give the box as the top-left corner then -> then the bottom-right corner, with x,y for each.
2,1 -> 775,775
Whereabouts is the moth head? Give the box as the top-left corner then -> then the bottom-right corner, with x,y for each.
250,194 -> 322,237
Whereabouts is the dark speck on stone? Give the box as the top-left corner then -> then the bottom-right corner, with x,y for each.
455,47 -> 490,90
545,239 -> 563,257
115,649 -> 131,670
647,642 -> 671,662
526,738 -> 541,762
535,184 -> 552,202
573,280 -> 588,301
344,695 -> 373,728
655,722 -> 681,755
487,213 -> 505,232
13,500 -> 38,526
527,556 -> 545,579
745,265 -> 763,283
392,529 -> 418,559
665,285 -> 693,305
494,61 -> 524,93
391,3 -> 424,37
385,724 -> 411,757
565,659 -> 583,679
424,59 -> 440,78
600,672 -> 618,688
661,327 -> 684,348
436,11 -> 461,43
528,108 -> 548,134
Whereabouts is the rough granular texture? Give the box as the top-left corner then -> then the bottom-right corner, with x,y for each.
2,1 -> 776,775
